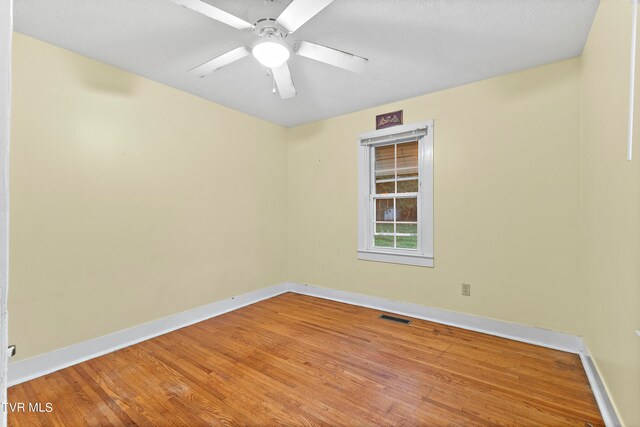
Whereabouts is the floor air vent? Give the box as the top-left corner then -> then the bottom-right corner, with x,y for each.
379,314 -> 411,324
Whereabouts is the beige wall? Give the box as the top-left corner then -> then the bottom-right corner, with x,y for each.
580,0 -> 640,425
9,33 -> 287,360
286,58 -> 582,334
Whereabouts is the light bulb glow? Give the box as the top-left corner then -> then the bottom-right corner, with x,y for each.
252,41 -> 290,69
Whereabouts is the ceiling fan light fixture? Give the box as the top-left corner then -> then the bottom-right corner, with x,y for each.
252,41 -> 290,69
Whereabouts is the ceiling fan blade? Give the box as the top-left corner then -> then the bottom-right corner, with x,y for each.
169,0 -> 253,30
294,41 -> 368,73
189,46 -> 251,77
276,0 -> 334,33
272,63 -> 297,99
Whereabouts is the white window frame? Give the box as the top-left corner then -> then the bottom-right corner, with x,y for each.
357,120 -> 434,267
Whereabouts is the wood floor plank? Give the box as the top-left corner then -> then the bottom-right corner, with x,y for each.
8,293 -> 604,426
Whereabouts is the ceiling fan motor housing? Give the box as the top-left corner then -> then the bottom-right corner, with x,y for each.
255,18 -> 288,40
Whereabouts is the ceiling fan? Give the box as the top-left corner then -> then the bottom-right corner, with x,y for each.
170,0 -> 368,99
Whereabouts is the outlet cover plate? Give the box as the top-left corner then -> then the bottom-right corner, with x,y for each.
461,284 -> 471,296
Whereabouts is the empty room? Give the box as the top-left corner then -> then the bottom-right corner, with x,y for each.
0,0 -> 639,425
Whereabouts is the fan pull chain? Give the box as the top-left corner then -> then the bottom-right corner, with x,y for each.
265,69 -> 277,95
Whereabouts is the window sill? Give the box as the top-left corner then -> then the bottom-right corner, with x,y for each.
357,250 -> 434,267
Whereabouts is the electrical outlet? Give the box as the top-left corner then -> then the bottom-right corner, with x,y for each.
461,283 -> 471,296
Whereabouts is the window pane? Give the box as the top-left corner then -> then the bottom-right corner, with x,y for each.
397,141 -> 418,178
376,223 -> 394,233
375,181 -> 395,194
397,141 -> 418,168
374,235 -> 394,247
397,179 -> 418,193
398,168 -> 418,179
375,145 -> 395,179
375,199 -> 394,221
396,236 -> 417,249
369,140 -> 422,253
396,198 -> 417,222
376,171 -> 395,180
396,223 -> 417,234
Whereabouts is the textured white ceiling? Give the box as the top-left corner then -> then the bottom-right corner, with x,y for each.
15,0 -> 599,127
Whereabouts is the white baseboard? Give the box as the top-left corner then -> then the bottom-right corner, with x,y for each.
8,282 -> 290,387
288,282 -> 584,353
8,280 -> 619,426
580,351 -> 622,427
7,281 -> 584,385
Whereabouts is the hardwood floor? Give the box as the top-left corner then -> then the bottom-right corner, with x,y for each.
8,292 -> 603,426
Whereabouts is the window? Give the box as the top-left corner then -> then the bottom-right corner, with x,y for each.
358,121 -> 434,267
